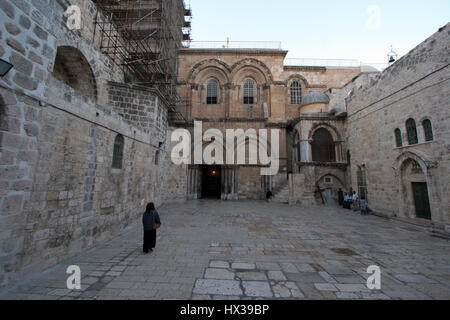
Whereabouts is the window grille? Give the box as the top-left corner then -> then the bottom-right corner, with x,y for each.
243,80 -> 255,105
423,119 -> 433,142
207,80 -> 218,104
112,134 -> 124,169
394,128 -> 402,147
290,81 -> 302,104
406,119 -> 418,145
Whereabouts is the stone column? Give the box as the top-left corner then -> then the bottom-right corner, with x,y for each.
335,142 -> 342,162
300,140 -> 312,162
188,166 -> 200,199
221,166 -> 227,200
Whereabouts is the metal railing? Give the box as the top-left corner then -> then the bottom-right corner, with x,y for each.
285,58 -> 389,71
285,58 -> 361,67
188,41 -> 282,50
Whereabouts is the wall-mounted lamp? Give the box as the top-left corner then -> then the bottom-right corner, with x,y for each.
0,58 -> 13,77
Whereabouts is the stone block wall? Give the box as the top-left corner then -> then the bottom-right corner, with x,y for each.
0,79 -> 187,287
107,82 -> 169,141
0,0 -> 188,289
0,0 -> 67,99
345,23 -> 450,227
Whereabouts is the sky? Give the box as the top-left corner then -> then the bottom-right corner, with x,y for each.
188,0 -> 450,63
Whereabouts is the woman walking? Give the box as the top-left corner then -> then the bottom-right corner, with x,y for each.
142,202 -> 161,254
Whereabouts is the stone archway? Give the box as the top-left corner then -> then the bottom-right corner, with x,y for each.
52,46 -> 98,101
393,151 -> 439,222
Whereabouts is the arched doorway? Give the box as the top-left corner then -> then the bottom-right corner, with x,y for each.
311,128 -> 336,162
399,159 -> 431,220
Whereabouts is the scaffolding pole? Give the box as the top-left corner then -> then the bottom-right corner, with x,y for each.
92,0 -> 192,124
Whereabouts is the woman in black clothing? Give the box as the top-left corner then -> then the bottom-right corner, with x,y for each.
142,202 -> 161,253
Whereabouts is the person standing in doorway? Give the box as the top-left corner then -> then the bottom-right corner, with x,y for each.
142,202 -> 161,254
338,188 -> 344,206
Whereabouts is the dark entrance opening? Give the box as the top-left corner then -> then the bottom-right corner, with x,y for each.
311,128 -> 336,162
412,182 -> 431,220
201,165 -> 222,199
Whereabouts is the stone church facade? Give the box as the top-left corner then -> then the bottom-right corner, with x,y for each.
176,49 -> 360,203
176,24 -> 449,232
0,0 -> 448,289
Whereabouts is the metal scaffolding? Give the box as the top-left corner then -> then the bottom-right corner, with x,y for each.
92,0 -> 192,123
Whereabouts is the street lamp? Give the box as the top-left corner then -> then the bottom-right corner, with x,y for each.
0,58 -> 13,77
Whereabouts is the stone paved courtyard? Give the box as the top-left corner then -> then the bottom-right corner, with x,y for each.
1,201 -> 450,300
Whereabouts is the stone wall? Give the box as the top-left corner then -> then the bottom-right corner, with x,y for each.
107,82 -> 168,141
345,23 -> 450,229
0,0 -> 187,288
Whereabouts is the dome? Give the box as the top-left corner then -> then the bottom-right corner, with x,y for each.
302,92 -> 330,105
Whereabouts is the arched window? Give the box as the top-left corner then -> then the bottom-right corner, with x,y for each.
394,128 -> 403,148
406,119 -> 418,145
112,134 -> 124,169
422,119 -> 433,142
243,79 -> 255,105
290,81 -> 302,104
311,128 -> 336,162
206,80 -> 218,105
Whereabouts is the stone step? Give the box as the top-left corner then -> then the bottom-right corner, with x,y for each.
269,183 -> 290,203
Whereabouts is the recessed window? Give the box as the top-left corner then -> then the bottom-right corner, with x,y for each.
243,79 -> 255,105
290,81 -> 302,104
423,119 -> 434,142
394,128 -> 402,147
406,119 -> 418,145
112,134 -> 124,169
155,150 -> 160,165
206,80 -> 218,105
311,128 -> 336,162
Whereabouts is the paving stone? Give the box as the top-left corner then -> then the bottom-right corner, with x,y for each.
242,281 -> 273,298
204,268 -> 235,280
48,288 -> 71,296
295,264 -> 316,272
192,294 -> 212,300
1,201 -> 449,300
335,283 -> 371,292
393,274 -> 438,284
286,272 -> 324,283
280,263 -> 299,273
314,283 -> 338,292
232,262 -> 256,270
209,261 -> 229,269
268,271 -> 287,281
236,272 -> 267,281
193,279 -> 243,296
256,262 -> 280,271
336,292 -> 359,299
334,275 -> 366,284
272,284 -> 291,298
319,271 -> 337,284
